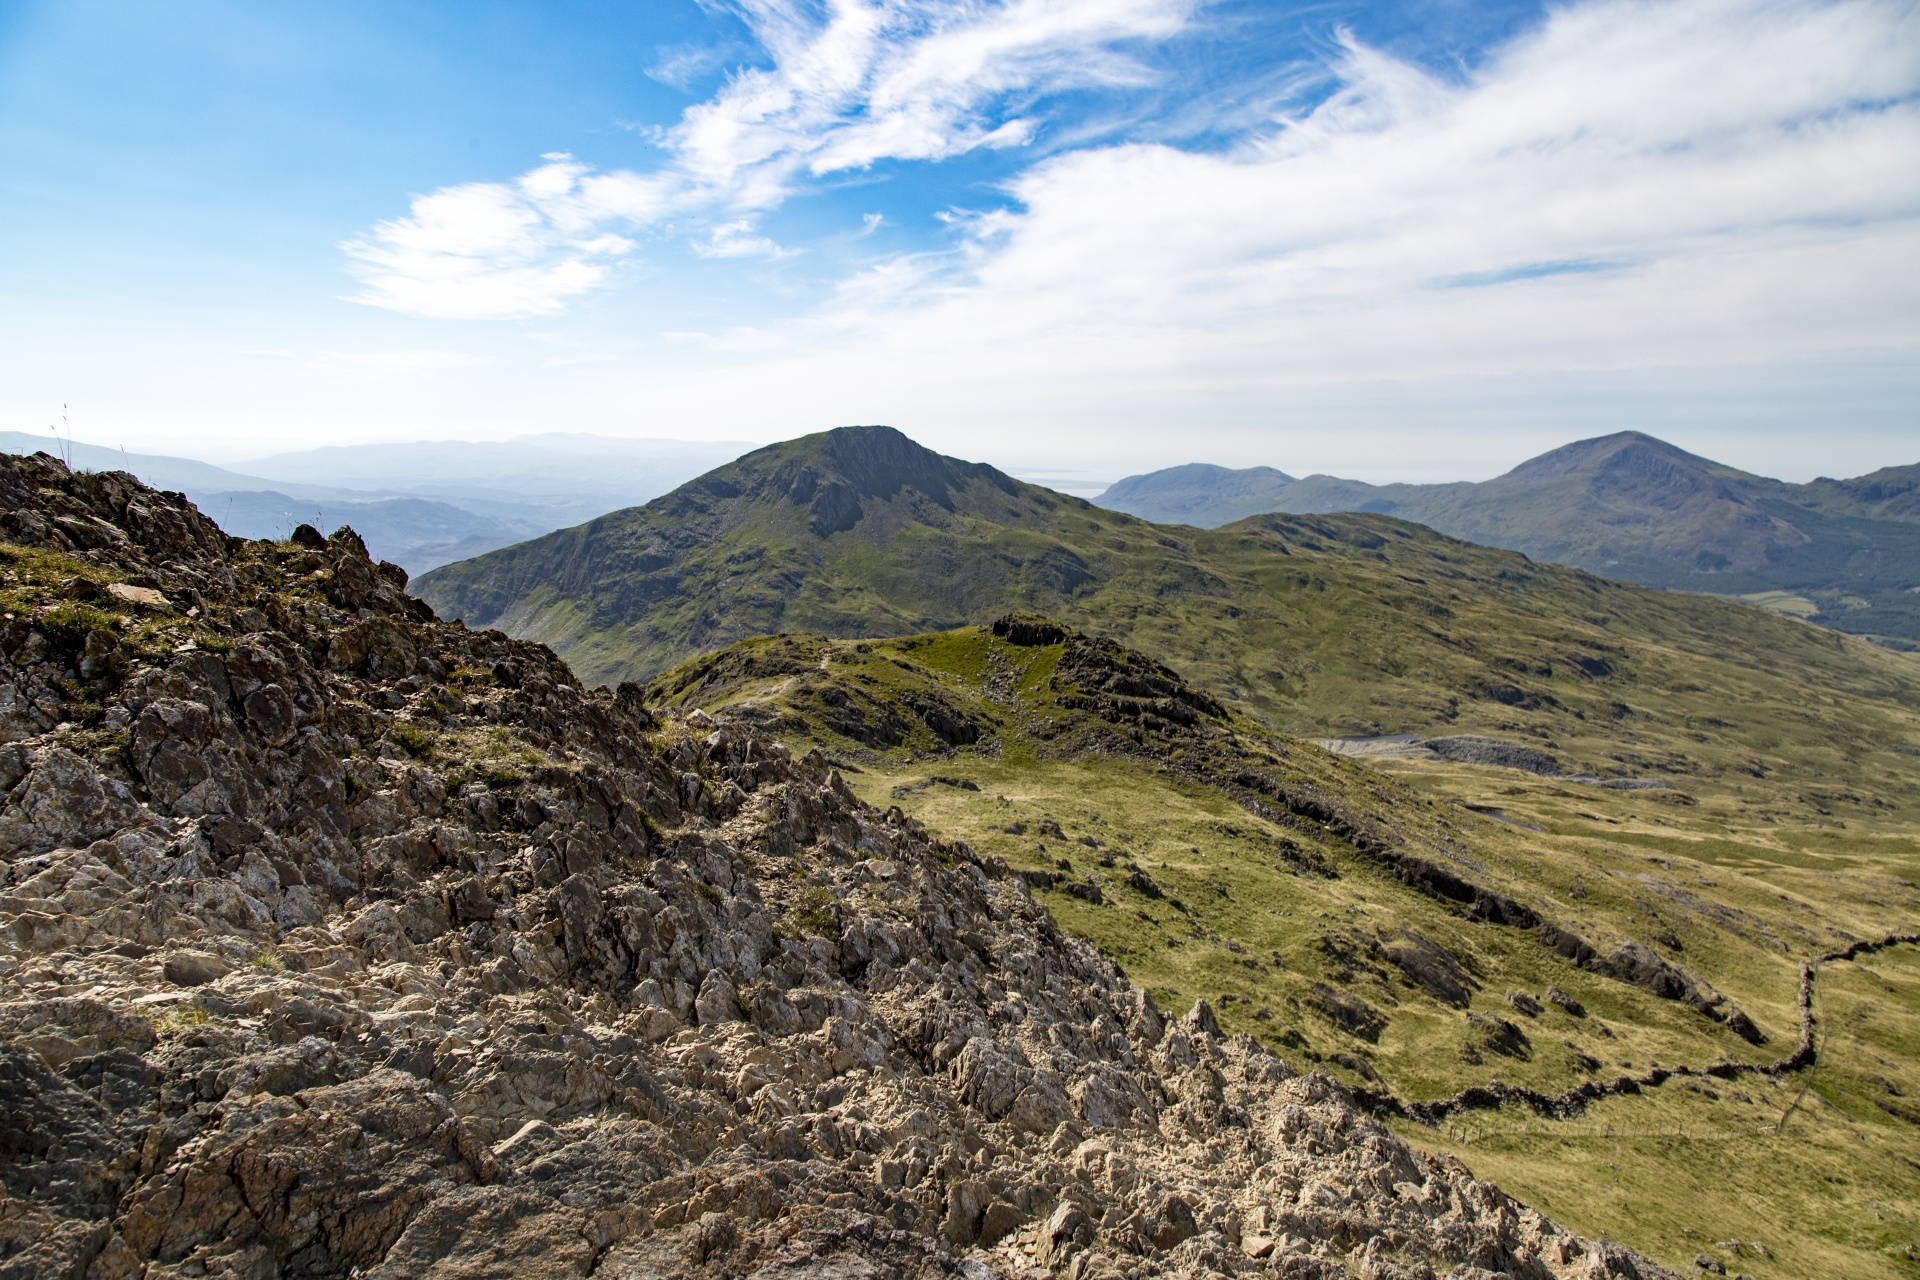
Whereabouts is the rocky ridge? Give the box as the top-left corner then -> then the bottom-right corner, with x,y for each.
659,618 -> 1766,1048
0,453 -> 1678,1279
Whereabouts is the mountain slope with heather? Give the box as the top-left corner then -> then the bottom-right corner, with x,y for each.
0,450 -> 1706,1280
1096,433 -> 1920,644
646,618 -> 1920,1279
416,426 -> 1920,827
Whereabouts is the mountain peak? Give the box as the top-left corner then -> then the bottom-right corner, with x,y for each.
1498,431 -> 1718,483
727,425 -> 1019,535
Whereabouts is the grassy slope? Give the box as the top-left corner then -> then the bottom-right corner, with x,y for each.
418,433 -> 1920,825
650,624 -> 1920,1279
1103,436 -> 1920,644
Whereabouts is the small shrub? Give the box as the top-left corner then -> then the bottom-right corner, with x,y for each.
394,722 -> 435,758
250,950 -> 284,971
482,765 -> 524,789
39,605 -> 116,661
797,890 -> 837,939
149,1003 -> 211,1035
691,880 -> 724,905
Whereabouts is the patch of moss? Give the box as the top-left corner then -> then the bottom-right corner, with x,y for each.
39,604 -> 117,660
796,889 -> 838,940
393,722 -> 436,759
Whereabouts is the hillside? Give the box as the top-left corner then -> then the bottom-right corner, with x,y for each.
0,451 -> 1698,1280
1095,433 -> 1920,645
417,426 -> 1920,823
1096,463 -> 1298,527
650,619 -> 1920,1278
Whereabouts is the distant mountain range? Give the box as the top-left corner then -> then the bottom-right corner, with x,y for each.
1095,432 -> 1920,645
415,426 -> 1920,808
0,431 -> 749,574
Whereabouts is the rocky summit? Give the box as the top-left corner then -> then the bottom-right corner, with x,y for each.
0,452 -> 1676,1279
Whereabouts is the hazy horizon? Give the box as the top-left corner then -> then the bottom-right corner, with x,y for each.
7,421 -> 1914,510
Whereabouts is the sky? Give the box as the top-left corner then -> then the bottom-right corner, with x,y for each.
0,0 -> 1916,489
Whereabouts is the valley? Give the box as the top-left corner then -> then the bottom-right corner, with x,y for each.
649,620 -> 1920,1278
417,428 -> 1920,840
3,435 -> 1916,1279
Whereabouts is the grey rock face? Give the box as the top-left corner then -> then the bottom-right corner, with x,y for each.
1422,735 -> 1561,776
0,453 -> 1682,1280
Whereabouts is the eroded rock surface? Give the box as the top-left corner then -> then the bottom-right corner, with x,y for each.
0,453 -> 1678,1279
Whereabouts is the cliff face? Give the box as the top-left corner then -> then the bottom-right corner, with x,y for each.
0,452 -> 1671,1280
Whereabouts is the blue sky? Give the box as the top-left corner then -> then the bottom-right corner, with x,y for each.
1,0 -> 1916,488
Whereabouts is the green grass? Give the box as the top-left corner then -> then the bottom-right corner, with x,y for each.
1740,590 -> 1822,619
648,620 -> 1920,1279
393,721 -> 436,758
416,429 -> 1920,833
1103,438 -> 1920,644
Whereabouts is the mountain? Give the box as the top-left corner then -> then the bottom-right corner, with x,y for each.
0,431 -> 754,576
1095,432 -> 1920,644
0,448 -> 1691,1280
1095,462 -> 1297,526
417,425 -> 1920,816
193,489 -> 545,572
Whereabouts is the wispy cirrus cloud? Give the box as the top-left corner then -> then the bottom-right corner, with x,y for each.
345,0 -> 1194,319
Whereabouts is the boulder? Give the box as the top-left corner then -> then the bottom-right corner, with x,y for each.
162,949 -> 232,987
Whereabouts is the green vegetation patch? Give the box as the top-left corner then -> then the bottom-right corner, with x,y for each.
649,618 -> 1920,1278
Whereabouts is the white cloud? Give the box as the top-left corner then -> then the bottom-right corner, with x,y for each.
317,349 -> 492,375
694,219 -> 788,258
341,0 -> 1920,482
805,0 -> 1920,384
645,41 -> 736,93
345,0 -> 1193,318
341,157 -> 662,319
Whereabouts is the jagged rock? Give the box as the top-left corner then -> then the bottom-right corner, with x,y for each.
0,453 -> 1683,1280
1147,1194 -> 1198,1249
1038,1200 -> 1093,1265
944,1178 -> 990,1245
991,614 -> 1068,647
1310,982 -> 1387,1042
1726,1009 -> 1765,1045
978,1199 -> 1024,1247
694,969 -> 743,1025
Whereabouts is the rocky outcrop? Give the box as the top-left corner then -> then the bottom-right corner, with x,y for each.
1536,928 -> 1764,1044
0,452 -> 1679,1279
1421,737 -> 1560,776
